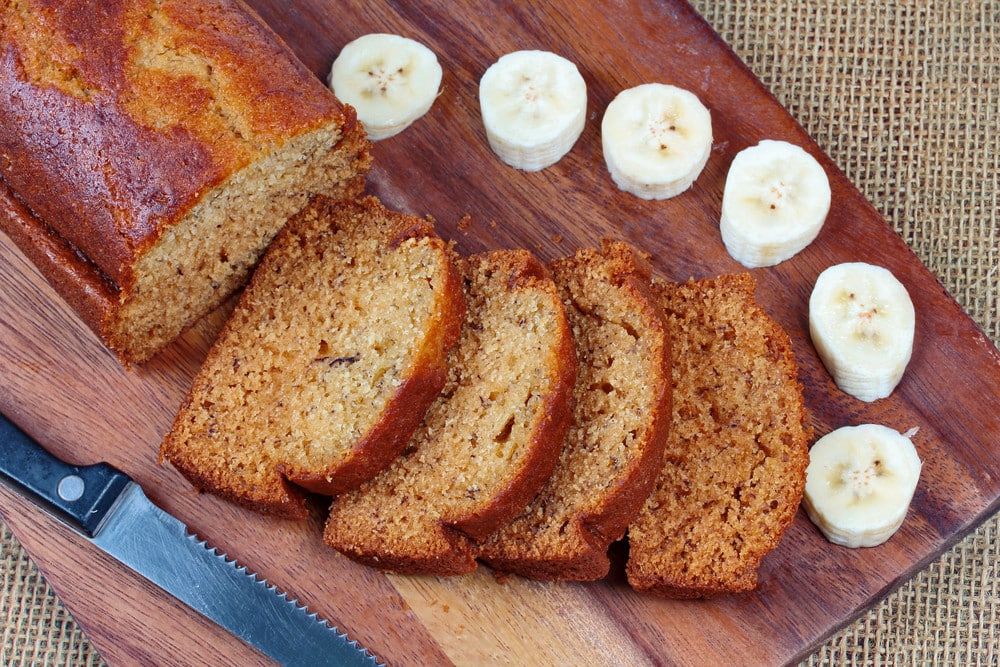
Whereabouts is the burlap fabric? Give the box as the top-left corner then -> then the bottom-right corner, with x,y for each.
2,0 -> 997,664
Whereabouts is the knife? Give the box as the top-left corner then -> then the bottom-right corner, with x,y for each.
0,411 -> 380,667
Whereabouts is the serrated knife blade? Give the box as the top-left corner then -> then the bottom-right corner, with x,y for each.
0,411 -> 380,667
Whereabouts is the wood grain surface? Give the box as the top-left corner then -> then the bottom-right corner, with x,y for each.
3,1 -> 1000,665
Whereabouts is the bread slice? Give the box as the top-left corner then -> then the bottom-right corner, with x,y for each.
0,0 -> 370,364
479,240 -> 671,580
324,249 -> 577,575
160,196 -> 465,519
626,274 -> 811,597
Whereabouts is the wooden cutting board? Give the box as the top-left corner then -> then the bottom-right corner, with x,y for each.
3,1 -> 1000,664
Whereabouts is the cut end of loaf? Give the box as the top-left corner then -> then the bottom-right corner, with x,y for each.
0,0 -> 374,365
110,121 -> 371,363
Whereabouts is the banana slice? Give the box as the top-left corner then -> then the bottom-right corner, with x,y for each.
803,424 -> 922,548
809,262 -> 915,402
719,140 -> 831,267
328,33 -> 442,141
478,50 -> 587,171
600,83 -> 712,200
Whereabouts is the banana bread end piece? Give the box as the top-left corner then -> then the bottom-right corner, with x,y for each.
626,274 -> 811,597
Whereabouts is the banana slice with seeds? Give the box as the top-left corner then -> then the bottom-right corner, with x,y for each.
803,424 -> 922,548
328,33 -> 443,141
600,83 -> 713,200
478,50 -> 588,171
720,139 -> 831,268
809,262 -> 915,402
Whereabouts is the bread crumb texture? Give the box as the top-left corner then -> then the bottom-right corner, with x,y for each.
480,240 -> 671,581
160,196 -> 463,518
324,249 -> 576,575
626,273 -> 810,598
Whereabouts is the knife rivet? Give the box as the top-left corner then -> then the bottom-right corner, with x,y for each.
57,474 -> 85,502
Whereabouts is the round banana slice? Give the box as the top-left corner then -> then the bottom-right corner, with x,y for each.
719,139 -> 831,267
803,424 -> 922,548
478,50 -> 587,171
328,33 -> 443,141
600,83 -> 712,200
809,262 -> 915,402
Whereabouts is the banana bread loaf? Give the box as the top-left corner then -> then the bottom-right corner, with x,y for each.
324,249 -> 577,575
0,0 -> 371,364
160,196 -> 465,519
480,240 -> 671,580
626,274 -> 811,597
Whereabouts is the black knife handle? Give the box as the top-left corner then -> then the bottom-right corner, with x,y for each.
0,412 -> 132,538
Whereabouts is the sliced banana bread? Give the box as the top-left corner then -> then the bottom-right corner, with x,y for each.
627,274 -> 811,598
323,249 -> 577,575
479,240 -> 671,580
160,196 -> 465,519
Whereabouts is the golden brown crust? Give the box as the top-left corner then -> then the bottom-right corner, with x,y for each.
163,449 -> 311,521
0,180 -> 120,348
287,368 -> 450,496
626,273 -> 811,598
480,240 -> 671,581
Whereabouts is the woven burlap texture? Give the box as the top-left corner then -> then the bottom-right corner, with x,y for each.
2,0 -> 998,664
